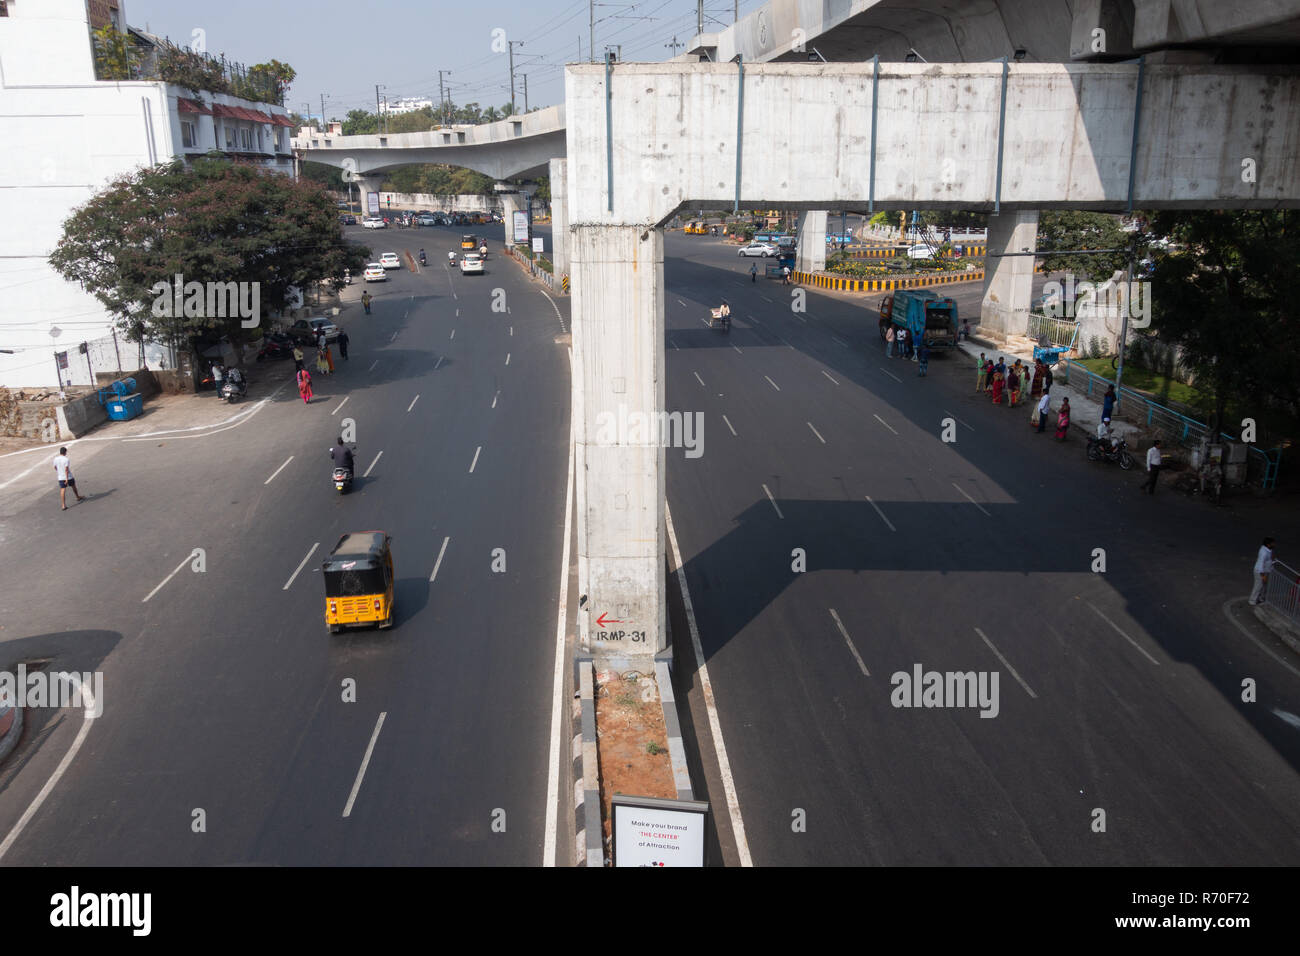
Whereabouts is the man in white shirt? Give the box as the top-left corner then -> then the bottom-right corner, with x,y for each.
53,446 -> 86,510
1036,391 -> 1051,433
1250,537 -> 1276,605
1140,439 -> 1162,494
1097,417 -> 1118,452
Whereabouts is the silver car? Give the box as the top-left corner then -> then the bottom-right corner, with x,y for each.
738,241 -> 778,257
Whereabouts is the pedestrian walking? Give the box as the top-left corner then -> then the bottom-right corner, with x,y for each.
1140,439 -> 1163,493
338,330 -> 349,360
293,346 -> 304,371
1036,391 -> 1051,433
991,367 -> 1005,404
1029,359 -> 1046,400
885,325 -> 895,357
782,265 -> 791,285
984,359 -> 995,394
362,291 -> 372,314
316,346 -> 330,376
897,327 -> 908,359
916,343 -> 929,376
1006,366 -> 1020,407
1102,384 -> 1116,421
750,263 -> 757,283
1054,397 -> 1071,440
975,352 -> 988,391
1043,364 -> 1054,393
961,319 -> 970,341
211,362 -> 224,395
324,342 -> 335,373
297,366 -> 313,404
1250,537 -> 1276,605
52,446 -> 86,510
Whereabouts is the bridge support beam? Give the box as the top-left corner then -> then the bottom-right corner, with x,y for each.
571,223 -> 666,659
549,158 -> 570,281
497,184 -> 536,248
979,209 -> 1039,344
356,174 -> 385,220
795,210 -> 827,274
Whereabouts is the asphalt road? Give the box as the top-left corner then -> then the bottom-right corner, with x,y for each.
661,232 -> 1300,865
0,224 -> 573,864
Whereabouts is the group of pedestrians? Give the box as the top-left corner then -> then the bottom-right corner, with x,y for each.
293,329 -> 350,406
975,353 -> 1044,410
883,325 -> 931,375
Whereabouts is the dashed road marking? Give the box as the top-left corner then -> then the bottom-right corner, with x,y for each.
407,395 -> 420,412
761,483 -> 784,519
821,370 -> 839,385
879,366 -> 901,383
1086,602 -> 1160,666
864,495 -> 896,532
264,455 -> 294,485
951,481 -> 990,516
764,375 -> 780,391
873,413 -> 898,435
363,451 -> 383,477
830,609 -> 870,676
429,536 -> 450,583
975,628 -> 1039,698
807,422 -> 826,444
342,712 -> 387,818
722,414 -> 737,436
331,396 -> 349,416
283,542 -> 320,590
469,445 -> 482,473
694,371 -> 706,388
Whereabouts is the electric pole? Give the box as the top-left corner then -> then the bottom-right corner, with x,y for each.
522,74 -> 529,112
375,84 -> 385,133
590,1 -> 594,63
697,0 -> 703,36
320,93 -> 328,130
439,70 -> 451,125
666,35 -> 682,57
508,40 -> 524,114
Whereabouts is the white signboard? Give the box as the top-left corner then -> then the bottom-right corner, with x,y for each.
612,796 -> 709,867
531,237 -> 545,254
367,193 -> 380,217
512,209 -> 530,243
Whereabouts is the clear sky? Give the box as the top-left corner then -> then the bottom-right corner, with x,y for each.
124,0 -> 767,121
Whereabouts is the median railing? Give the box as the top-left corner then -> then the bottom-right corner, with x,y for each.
1264,560 -> 1300,627
1026,314 -> 1079,348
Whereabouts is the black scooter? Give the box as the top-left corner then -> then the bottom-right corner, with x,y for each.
331,445 -> 357,494
419,251 -> 427,266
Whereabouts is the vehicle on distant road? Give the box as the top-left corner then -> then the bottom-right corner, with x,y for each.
362,217 -> 386,229
905,243 -> 935,260
363,263 -> 386,282
416,213 -> 439,227
290,317 -> 340,344
738,241 -> 778,257
878,289 -> 959,349
339,214 -> 357,225
379,253 -> 401,270
460,234 -> 478,250
255,332 -> 296,362
459,253 -> 484,275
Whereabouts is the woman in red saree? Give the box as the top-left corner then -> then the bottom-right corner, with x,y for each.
1055,397 -> 1071,439
297,367 -> 313,404
990,369 -> 1005,404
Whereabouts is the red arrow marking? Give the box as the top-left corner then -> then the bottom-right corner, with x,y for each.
596,613 -> 626,629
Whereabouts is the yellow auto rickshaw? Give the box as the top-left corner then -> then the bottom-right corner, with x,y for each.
460,234 -> 478,250
323,531 -> 395,632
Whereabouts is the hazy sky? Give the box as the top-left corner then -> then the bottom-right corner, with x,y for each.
124,0 -> 765,120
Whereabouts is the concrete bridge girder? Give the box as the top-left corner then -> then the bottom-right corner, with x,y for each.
566,59 -> 1300,661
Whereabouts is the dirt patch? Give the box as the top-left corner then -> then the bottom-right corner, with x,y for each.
595,671 -> 678,850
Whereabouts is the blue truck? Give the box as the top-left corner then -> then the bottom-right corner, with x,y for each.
877,289 -> 959,350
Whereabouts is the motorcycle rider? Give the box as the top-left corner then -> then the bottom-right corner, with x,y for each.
419,248 -> 427,265
330,437 -> 355,475
1096,416 -> 1119,453
447,250 -> 456,263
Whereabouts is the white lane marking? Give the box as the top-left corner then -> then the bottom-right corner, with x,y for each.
434,356 -> 444,370
407,395 -> 420,412
283,542 -> 320,590
761,295 -> 773,303
469,445 -> 482,473
944,409 -> 975,431
510,326 -> 513,336
390,330 -> 398,342
491,390 -> 500,409
670,337 -> 679,350
505,353 -> 511,366
342,712 -> 387,818
538,285 -> 567,334
1086,602 -> 1160,666
761,483 -> 784,519
429,536 -> 450,583
975,628 -> 1039,698
1220,600 -> 1300,680
864,495 -> 896,532
264,455 -> 294,485
367,360 -> 379,372
764,375 -> 780,391
878,366 -> 902,383
693,371 -> 706,388
677,298 -> 687,307
141,552 -> 196,603
0,675 -> 97,862
778,337 -> 793,349
951,481 -> 990,516
450,329 -> 456,340
807,422 -> 826,444
821,370 -> 840,385
665,503 -> 752,867
722,414 -> 737,436
794,313 -> 807,323
331,396 -> 349,416
363,451 -> 383,477
544,414 -> 576,866
830,335 -> 847,347
456,308 -> 460,316
732,344 -> 742,354
873,413 -> 898,435
830,608 -> 870,676
748,315 -> 761,326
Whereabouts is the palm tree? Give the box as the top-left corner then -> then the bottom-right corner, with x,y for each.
483,106 -> 500,123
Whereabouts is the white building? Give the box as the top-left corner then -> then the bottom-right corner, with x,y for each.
380,96 -> 433,116
0,0 -> 296,388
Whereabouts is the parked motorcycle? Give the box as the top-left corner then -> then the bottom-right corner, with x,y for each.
220,371 -> 247,404
1086,435 -> 1135,469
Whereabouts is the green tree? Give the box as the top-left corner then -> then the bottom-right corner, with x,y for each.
341,109 -> 379,135
49,157 -> 369,374
1146,210 -> 1300,435
1037,210 -> 1132,281
92,24 -> 141,80
248,59 -> 296,104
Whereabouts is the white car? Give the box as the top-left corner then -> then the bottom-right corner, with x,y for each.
906,244 -> 934,260
379,253 -> 401,270
362,217 -> 386,229
459,253 -> 484,275
738,242 -> 778,257
363,263 -> 386,282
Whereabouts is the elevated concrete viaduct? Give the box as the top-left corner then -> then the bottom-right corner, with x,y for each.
565,59 -> 1300,659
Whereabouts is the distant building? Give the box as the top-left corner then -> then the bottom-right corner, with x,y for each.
0,0 -> 296,387
87,0 -> 123,31
380,96 -> 433,116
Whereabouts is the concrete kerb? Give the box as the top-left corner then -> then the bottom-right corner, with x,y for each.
575,657 -> 602,866
1252,604 -> 1300,657
503,245 -> 566,295
654,656 -> 694,801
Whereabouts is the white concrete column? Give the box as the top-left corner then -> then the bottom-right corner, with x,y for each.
796,210 -> 827,274
548,158 -> 570,280
571,224 -> 665,661
356,173 -> 385,220
979,210 -> 1039,344
496,184 -> 536,248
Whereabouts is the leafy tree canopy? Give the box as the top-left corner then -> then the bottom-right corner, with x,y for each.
1037,210 -> 1133,281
